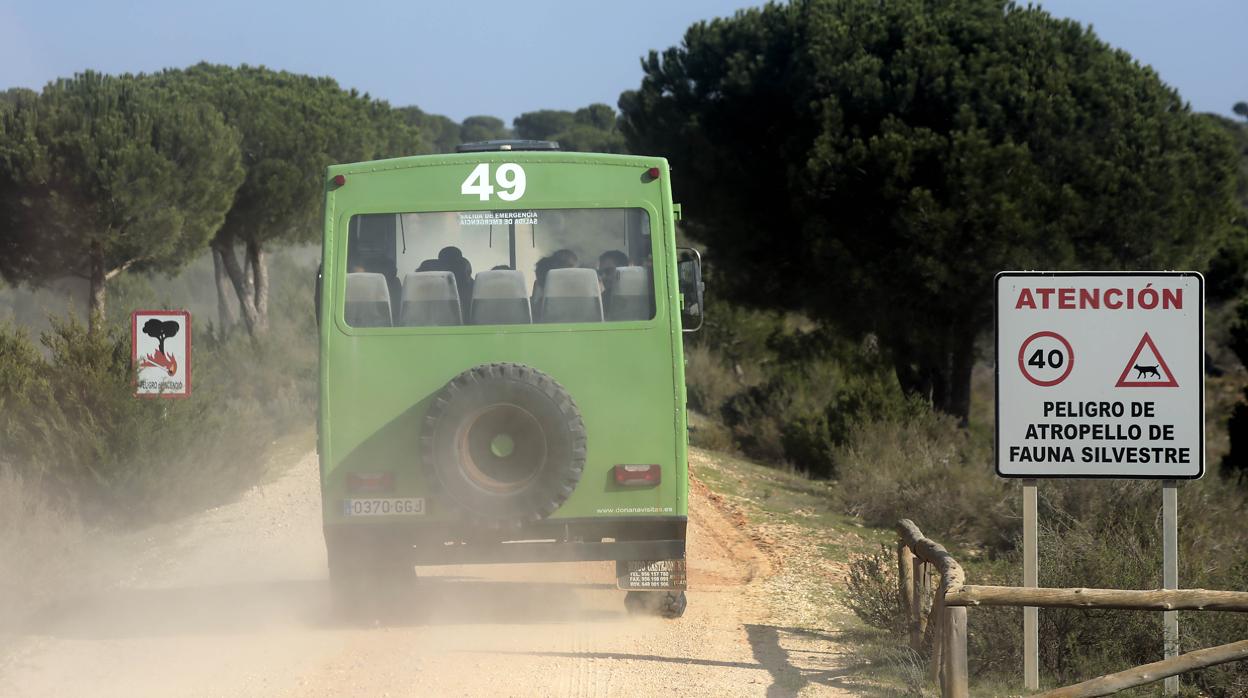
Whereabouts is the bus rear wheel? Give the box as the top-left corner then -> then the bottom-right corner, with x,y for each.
624,590 -> 687,619
326,538 -> 417,622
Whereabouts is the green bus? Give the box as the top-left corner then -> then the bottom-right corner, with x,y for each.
316,141 -> 703,618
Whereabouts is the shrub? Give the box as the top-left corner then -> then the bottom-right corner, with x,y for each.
684,343 -> 740,418
845,544 -> 907,635
834,410 -> 1013,547
963,477 -> 1248,695
685,299 -> 927,476
687,414 -> 736,452
700,326 -> 922,476
0,252 -> 318,526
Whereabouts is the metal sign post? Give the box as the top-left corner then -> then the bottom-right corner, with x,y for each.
1023,480 -> 1039,691
1163,480 -> 1179,695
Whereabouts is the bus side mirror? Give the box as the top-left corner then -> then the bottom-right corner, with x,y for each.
677,248 -> 704,333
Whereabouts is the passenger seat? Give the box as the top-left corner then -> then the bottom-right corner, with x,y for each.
399,272 -> 462,326
470,270 -> 532,325
345,272 -> 394,327
541,268 -> 604,323
605,266 -> 653,321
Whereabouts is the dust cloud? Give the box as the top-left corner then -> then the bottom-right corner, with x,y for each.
0,451 -> 839,698
0,242 -> 854,696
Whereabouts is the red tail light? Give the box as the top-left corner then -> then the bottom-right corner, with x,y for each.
347,472 -> 395,493
614,464 -> 661,486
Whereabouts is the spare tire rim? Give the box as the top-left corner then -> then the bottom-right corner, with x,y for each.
456,403 -> 548,494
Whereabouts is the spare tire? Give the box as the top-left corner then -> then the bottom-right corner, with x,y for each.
421,363 -> 586,527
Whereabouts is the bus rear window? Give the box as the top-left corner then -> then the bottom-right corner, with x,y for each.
343,208 -> 655,328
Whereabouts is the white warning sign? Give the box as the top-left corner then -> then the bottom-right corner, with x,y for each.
996,272 -> 1203,479
132,310 -> 191,398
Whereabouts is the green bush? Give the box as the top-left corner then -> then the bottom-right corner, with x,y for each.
686,301 -> 924,477
960,478 -> 1248,695
845,544 -> 907,636
687,413 -> 736,452
833,410 -> 1013,548
684,343 -> 741,418
0,254 -> 318,526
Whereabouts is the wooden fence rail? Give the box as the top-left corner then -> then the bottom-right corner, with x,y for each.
895,519 -> 1248,697
945,585 -> 1248,612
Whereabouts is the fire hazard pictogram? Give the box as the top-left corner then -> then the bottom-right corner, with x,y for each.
1115,332 -> 1179,388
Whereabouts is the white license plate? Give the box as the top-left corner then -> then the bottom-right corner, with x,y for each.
342,498 -> 425,517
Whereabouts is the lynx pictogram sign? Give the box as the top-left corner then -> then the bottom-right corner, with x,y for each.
1114,333 -> 1179,388
995,272 -> 1203,479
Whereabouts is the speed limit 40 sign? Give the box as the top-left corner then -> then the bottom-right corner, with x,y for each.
1018,331 -> 1074,387
995,272 -> 1203,479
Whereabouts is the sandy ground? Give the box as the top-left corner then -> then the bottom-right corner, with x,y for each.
0,453 -> 858,697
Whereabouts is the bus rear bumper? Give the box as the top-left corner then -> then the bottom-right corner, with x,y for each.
323,515 -> 687,566
407,538 -> 685,565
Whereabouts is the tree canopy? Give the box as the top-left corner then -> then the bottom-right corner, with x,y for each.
620,0 -> 1242,420
514,104 -> 627,153
513,110 -> 576,141
148,64 -> 422,334
459,115 -> 510,143
397,106 -> 462,153
0,72 -> 242,327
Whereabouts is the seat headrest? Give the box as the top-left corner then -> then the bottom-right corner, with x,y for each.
544,268 -> 602,298
472,269 -> 528,300
612,266 -> 649,296
401,271 -> 459,302
346,273 -> 391,302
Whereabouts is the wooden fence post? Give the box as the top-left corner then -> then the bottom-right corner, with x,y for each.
944,606 -> 969,698
930,580 -> 945,684
899,541 -> 916,649
913,558 -> 929,652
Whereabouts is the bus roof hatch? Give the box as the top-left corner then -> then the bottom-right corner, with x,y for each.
456,140 -> 561,153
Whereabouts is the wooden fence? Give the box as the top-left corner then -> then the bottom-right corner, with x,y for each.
896,518 -> 1248,697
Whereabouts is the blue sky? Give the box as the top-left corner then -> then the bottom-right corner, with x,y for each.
1,0 -> 1244,123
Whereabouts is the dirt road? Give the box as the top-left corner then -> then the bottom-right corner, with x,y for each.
0,454 -> 857,697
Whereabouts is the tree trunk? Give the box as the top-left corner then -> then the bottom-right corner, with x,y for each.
893,342 -> 933,403
948,326 -> 976,427
930,364 -> 951,415
246,240 -> 269,333
212,247 -> 239,332
213,233 -> 263,336
88,246 -> 106,333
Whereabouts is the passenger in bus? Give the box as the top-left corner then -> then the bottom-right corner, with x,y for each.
598,250 -> 629,287
436,246 -> 474,310
635,253 -> 657,318
598,250 -> 630,316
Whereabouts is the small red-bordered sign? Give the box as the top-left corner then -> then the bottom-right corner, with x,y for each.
131,310 -> 191,398
1017,330 -> 1075,387
1114,332 -> 1179,388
